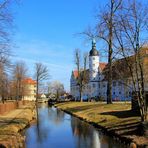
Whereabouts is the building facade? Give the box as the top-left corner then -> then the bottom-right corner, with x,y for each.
23,78 -> 36,101
70,40 -> 148,101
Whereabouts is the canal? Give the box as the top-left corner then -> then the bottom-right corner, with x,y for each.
25,104 -> 125,148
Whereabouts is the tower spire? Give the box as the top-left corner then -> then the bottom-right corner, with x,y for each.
89,38 -> 99,56
92,38 -> 96,47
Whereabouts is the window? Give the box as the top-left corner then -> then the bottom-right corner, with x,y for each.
118,81 -> 122,86
119,92 -> 121,95
103,84 -> 106,87
93,57 -> 95,60
113,82 -> 116,87
113,92 -> 115,95
93,83 -> 96,88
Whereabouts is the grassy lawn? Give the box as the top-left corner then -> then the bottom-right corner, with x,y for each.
55,102 -> 141,136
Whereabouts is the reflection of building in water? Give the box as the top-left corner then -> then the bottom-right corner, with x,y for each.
93,131 -> 101,148
71,117 -> 99,148
71,116 -> 122,148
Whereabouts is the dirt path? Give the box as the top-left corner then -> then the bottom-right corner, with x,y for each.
0,102 -> 36,148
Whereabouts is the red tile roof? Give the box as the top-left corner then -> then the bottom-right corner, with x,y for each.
99,62 -> 107,71
23,78 -> 36,85
72,62 -> 107,78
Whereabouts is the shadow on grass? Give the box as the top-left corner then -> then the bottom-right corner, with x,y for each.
110,122 -> 140,136
67,104 -> 100,113
100,110 -> 140,118
100,110 -> 141,136
0,118 -> 28,127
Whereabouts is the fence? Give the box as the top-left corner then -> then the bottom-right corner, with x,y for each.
0,100 -> 29,115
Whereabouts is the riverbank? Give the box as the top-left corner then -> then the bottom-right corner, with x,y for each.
55,102 -> 148,147
0,102 -> 36,147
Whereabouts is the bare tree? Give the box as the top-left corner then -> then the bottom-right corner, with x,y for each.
0,62 -> 9,102
0,0 -> 18,63
34,63 -> 49,103
114,0 -> 148,122
48,81 -> 64,101
74,49 -> 88,102
82,0 -> 122,104
11,61 -> 28,101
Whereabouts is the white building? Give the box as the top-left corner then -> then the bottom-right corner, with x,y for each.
70,39 -> 148,101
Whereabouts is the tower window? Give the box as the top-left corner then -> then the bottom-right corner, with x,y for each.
93,57 -> 95,60
93,83 -> 96,88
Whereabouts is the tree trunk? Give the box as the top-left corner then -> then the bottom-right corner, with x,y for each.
107,47 -> 113,104
107,0 -> 114,104
79,86 -> 83,102
36,78 -> 39,104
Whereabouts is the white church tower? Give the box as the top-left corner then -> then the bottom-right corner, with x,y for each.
89,39 -> 99,81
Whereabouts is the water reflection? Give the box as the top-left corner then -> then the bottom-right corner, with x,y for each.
25,104 -> 124,148
70,117 -> 121,148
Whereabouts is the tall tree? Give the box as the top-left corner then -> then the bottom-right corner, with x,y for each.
11,61 -> 28,101
83,0 -> 122,104
0,63 -> 9,102
114,0 -> 148,122
98,0 -> 122,104
74,49 -> 88,102
0,0 -> 17,102
34,63 -> 49,103
0,0 -> 17,63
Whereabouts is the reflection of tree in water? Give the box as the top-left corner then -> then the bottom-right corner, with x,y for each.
36,106 -> 50,143
71,117 -> 94,148
54,109 -> 65,125
47,107 -> 65,125
71,117 -> 91,137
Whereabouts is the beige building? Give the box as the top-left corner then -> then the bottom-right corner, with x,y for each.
23,78 -> 36,101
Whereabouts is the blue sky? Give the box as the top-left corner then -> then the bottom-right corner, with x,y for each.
11,0 -> 107,91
